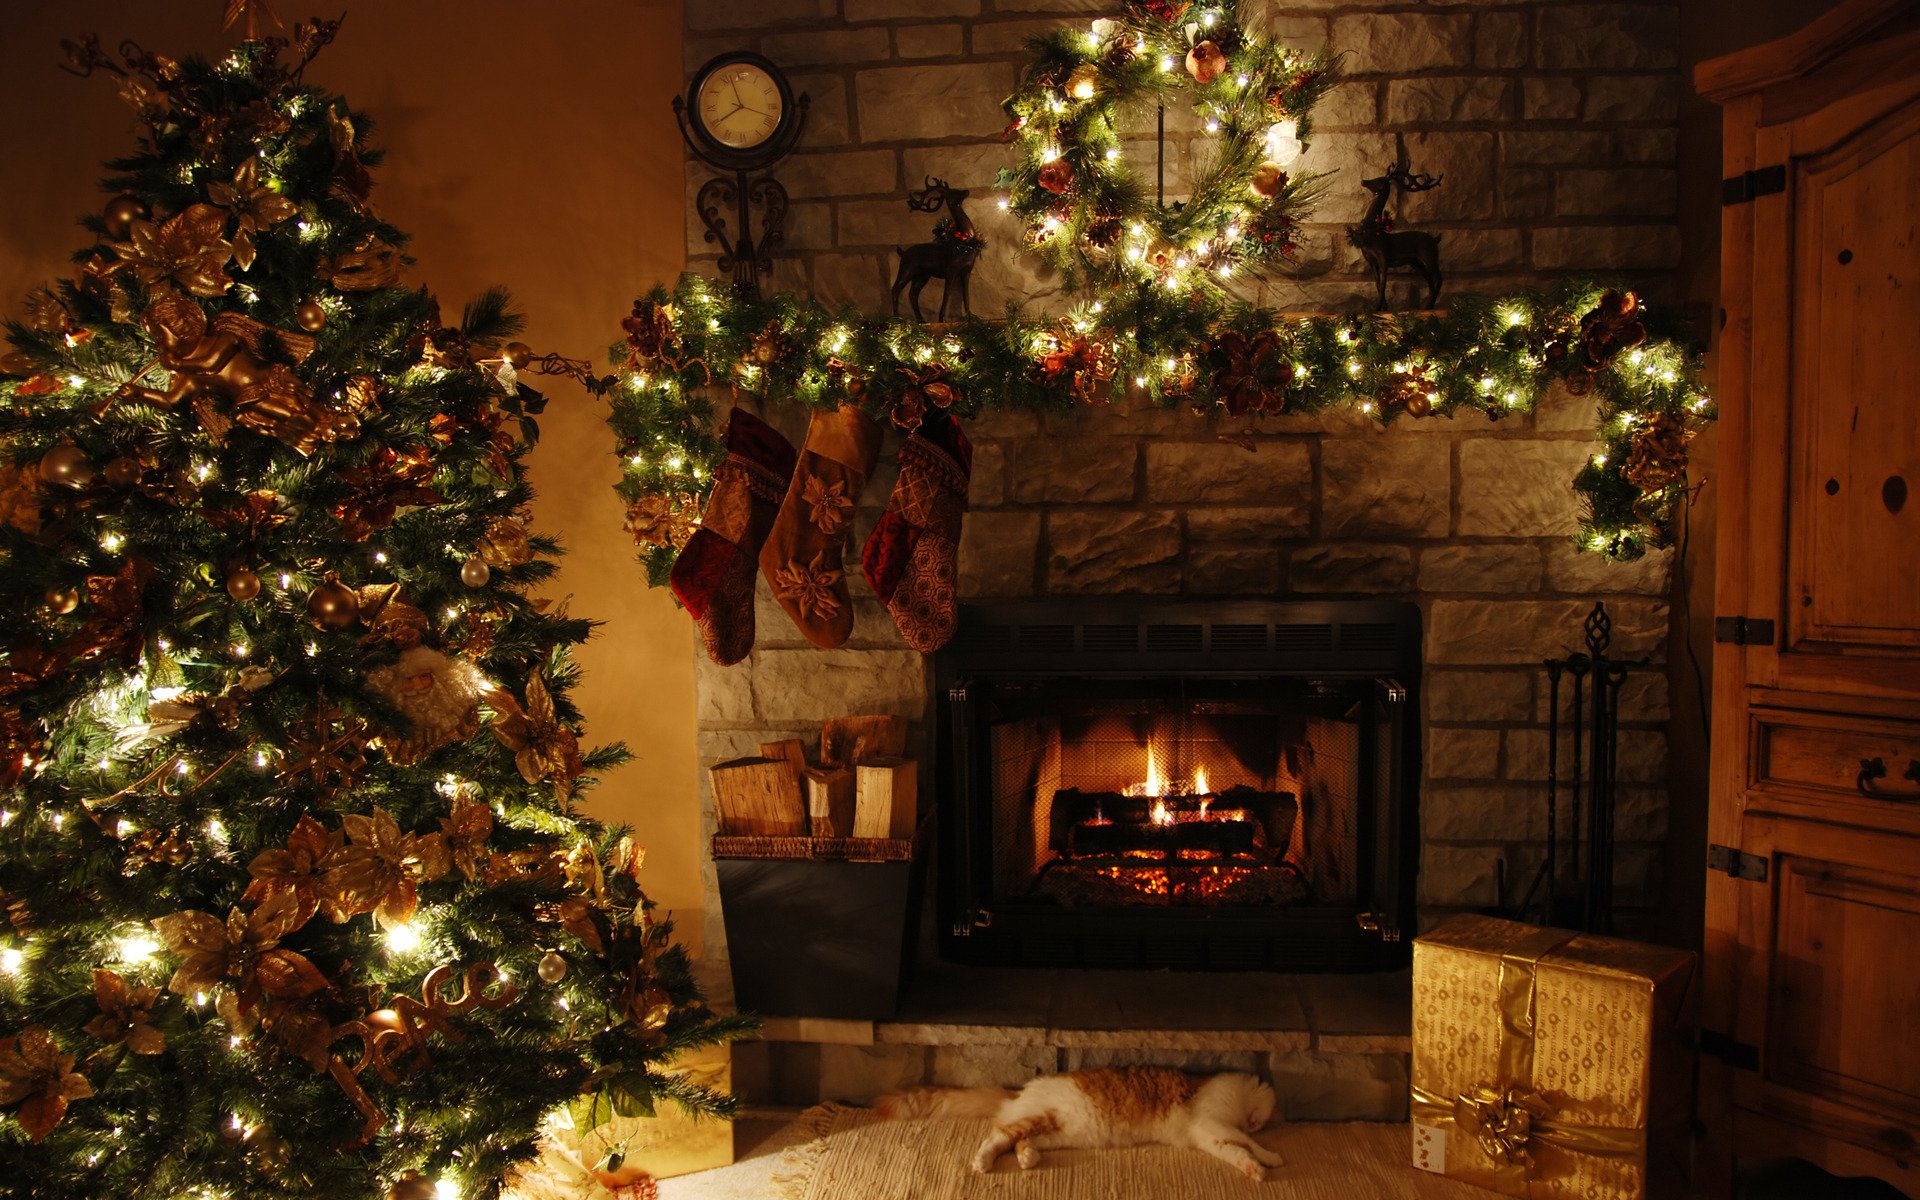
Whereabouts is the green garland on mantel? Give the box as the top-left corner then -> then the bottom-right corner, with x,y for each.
600,0 -> 1712,587
602,275 -> 1712,588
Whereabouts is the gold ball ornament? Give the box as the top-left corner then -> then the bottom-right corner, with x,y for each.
305,573 -> 360,630
459,557 -> 490,588
44,585 -> 80,615
388,1174 -> 436,1200
103,455 -> 143,489
103,194 -> 148,240
537,950 -> 567,983
243,1123 -> 290,1174
295,299 -> 327,333
226,567 -> 262,602
38,445 -> 95,490
1249,162 -> 1288,200
502,341 -> 534,370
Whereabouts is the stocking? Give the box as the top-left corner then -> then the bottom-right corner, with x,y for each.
760,405 -> 883,649
862,413 -> 972,653
668,407 -> 797,665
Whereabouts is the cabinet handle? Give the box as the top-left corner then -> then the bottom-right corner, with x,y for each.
1856,757 -> 1920,799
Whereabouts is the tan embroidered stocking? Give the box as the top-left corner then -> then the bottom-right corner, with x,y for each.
759,405 -> 883,649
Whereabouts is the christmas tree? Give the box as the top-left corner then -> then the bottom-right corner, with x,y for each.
0,19 -> 747,1199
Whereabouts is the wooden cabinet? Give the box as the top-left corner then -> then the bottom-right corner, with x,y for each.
1699,1 -> 1920,1192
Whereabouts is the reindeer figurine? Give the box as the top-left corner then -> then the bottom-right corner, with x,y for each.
1348,138 -> 1444,311
890,176 -> 981,322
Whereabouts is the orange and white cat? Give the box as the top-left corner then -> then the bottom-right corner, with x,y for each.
877,1067 -> 1284,1179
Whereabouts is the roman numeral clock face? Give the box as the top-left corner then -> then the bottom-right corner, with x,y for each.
697,63 -> 784,151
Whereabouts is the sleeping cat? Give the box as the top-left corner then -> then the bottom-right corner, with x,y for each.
877,1067 -> 1284,1179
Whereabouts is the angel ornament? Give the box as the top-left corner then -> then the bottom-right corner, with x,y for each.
110,293 -> 361,455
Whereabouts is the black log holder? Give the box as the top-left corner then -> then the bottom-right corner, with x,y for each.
714,815 -> 932,1021
1521,602 -> 1651,934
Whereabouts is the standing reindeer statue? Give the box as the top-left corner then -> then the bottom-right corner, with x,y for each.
1347,137 -> 1445,311
890,176 -> 982,322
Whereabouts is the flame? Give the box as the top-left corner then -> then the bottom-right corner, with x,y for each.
1150,798 -> 1173,826
1193,764 -> 1209,795
1142,741 -> 1167,797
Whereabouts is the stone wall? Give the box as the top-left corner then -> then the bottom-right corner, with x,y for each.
684,0 -> 1682,977
685,0 -> 1682,310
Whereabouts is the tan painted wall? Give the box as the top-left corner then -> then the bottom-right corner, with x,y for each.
0,2 -> 706,946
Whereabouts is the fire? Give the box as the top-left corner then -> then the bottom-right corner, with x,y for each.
1150,798 -> 1173,826
1142,741 -> 1167,797
1125,740 -> 1215,799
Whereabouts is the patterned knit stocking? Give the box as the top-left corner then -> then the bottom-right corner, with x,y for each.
861,414 -> 972,653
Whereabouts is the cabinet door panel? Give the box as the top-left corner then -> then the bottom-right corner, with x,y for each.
1732,817 -> 1920,1164
1769,855 -> 1920,1119
1786,93 -> 1920,656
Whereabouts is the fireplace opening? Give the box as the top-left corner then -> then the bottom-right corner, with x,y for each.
937,600 -> 1419,972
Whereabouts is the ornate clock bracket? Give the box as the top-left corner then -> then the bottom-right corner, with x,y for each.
674,92 -> 810,300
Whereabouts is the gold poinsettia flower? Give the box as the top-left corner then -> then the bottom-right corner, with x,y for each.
488,674 -> 585,801
803,475 -> 853,534
207,158 -> 300,271
771,553 -> 843,621
109,203 -> 233,297
622,493 -> 696,549
244,812 -> 340,928
438,795 -> 494,882
316,807 -> 451,928
0,1027 -> 94,1142
82,969 -> 166,1056
150,891 -> 330,1028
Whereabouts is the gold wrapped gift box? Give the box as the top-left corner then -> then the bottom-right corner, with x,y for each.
1410,915 -> 1696,1199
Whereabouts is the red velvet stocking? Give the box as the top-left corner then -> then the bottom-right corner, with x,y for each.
668,408 -> 797,665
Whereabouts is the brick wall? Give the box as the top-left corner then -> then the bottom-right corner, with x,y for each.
681,0 -> 1682,975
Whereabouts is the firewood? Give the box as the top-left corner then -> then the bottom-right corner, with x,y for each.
803,766 -> 855,839
854,756 -> 918,840
759,738 -> 808,770
759,739 -> 809,787
822,714 -> 908,767
710,757 -> 806,837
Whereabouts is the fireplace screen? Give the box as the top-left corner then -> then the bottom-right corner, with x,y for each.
988,678 -> 1363,912
937,601 -> 1418,972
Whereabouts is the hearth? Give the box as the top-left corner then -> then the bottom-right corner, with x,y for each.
936,600 -> 1419,972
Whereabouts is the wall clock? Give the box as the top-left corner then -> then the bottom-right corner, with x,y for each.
674,52 -> 809,298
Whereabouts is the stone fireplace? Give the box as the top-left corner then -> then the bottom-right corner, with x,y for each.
684,0 -> 1682,1032
937,599 -> 1419,972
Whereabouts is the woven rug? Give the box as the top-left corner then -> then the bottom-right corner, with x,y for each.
664,1105 -> 1496,1200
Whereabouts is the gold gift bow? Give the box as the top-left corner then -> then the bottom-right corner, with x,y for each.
1412,1084 -> 1643,1185
1411,924 -> 1644,1195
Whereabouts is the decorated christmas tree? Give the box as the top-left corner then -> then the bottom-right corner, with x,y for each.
0,18 -> 746,1199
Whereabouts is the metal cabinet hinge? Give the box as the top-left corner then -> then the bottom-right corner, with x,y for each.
1699,1028 -> 1761,1071
1713,616 -> 1775,646
1722,164 -> 1786,206
1707,843 -> 1769,883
